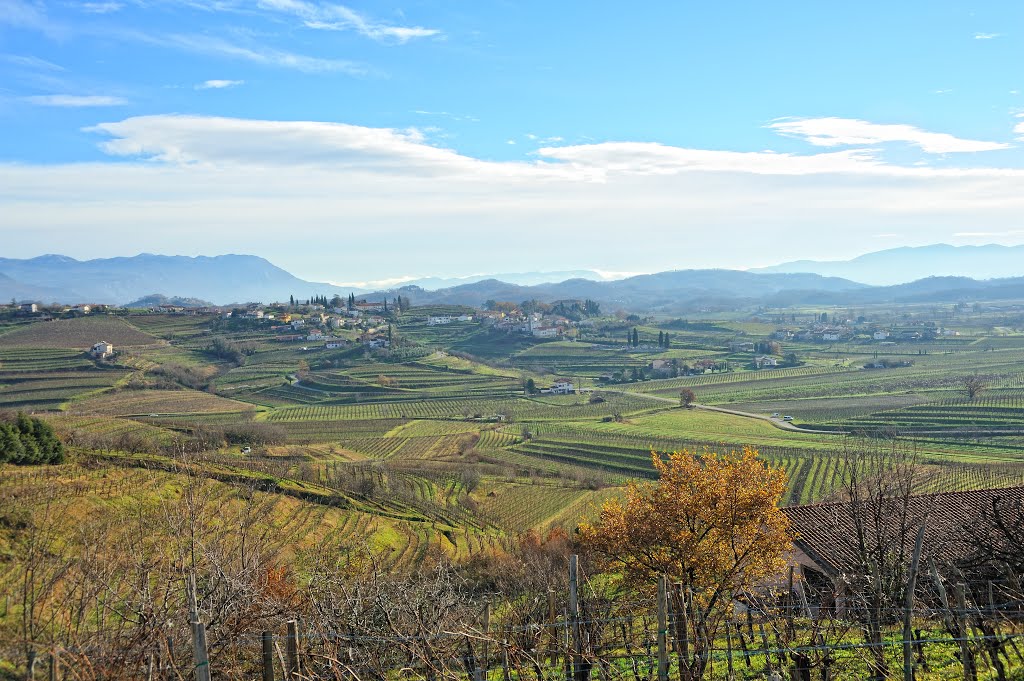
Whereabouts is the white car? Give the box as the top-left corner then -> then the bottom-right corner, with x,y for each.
771,412 -> 780,418
783,415 -> 794,422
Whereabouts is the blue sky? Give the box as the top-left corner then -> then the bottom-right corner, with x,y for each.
2,0 -> 1024,285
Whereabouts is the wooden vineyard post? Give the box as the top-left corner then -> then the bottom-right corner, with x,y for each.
480,599 -> 491,681
285,620 -> 301,681
568,555 -> 589,681
903,523 -> 926,681
548,589 -> 558,667
657,575 -> 669,681
929,561 -> 975,681
47,648 -> 59,681
953,584 -> 978,681
725,620 -> 735,681
187,576 -> 211,681
262,631 -> 276,681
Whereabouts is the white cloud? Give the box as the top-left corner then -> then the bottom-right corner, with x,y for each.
255,0 -> 441,43
768,117 -> 1010,153
84,115 -> 514,176
196,79 -> 244,89
1,53 -> 64,71
153,33 -> 366,74
535,142 -> 889,176
25,94 -> 128,107
1015,120 -> 1024,141
0,0 -> 67,38
974,32 -> 1000,40
4,113 -> 1024,283
80,2 -> 124,13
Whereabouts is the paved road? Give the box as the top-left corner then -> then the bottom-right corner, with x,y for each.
692,404 -> 844,435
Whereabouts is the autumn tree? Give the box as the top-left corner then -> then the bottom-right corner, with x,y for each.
679,388 -> 696,408
580,447 -> 791,681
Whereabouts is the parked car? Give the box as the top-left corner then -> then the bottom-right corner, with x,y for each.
771,412 -> 780,417
783,415 -> 794,422
241,446 -> 252,454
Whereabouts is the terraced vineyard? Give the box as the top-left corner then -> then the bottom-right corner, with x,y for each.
4,307 -> 1024,589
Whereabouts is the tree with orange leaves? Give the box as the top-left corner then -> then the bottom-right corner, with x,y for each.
579,446 -> 791,681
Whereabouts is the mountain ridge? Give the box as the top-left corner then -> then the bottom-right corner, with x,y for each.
754,244 -> 1024,285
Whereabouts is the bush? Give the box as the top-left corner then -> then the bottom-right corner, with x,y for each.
0,412 -> 65,465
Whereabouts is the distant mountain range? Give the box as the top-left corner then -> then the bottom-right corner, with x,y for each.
4,246 -> 1024,311
0,254 -> 349,305
754,244 -> 1024,285
389,270 -> 608,291
378,273 -> 1024,312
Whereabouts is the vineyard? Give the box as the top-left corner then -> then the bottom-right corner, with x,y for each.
2,307 -> 1024,607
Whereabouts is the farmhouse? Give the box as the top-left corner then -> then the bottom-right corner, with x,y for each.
872,330 -> 890,340
753,355 -> 778,369
20,303 -> 38,313
428,315 -> 453,326
325,341 -> 346,349
90,341 -> 114,359
549,379 -> 575,395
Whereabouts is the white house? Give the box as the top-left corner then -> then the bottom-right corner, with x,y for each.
19,303 -> 38,313
456,314 -> 474,322
291,320 -> 306,329
550,379 -> 575,394
872,330 -> 890,340
325,341 -> 346,349
531,325 -> 559,338
72,304 -> 91,315
307,332 -> 324,341
822,332 -> 842,342
754,355 -> 778,369
428,315 -> 453,326
366,338 -> 391,349
90,341 -> 114,359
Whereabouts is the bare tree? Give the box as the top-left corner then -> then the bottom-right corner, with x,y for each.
827,438 -> 935,681
963,374 -> 987,401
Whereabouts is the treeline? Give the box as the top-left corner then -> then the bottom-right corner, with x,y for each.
0,412 -> 64,465
58,421 -> 288,455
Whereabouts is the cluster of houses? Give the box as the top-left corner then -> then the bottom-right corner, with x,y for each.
483,312 -> 579,339
427,314 -> 474,326
769,321 -> 958,344
11,302 -> 108,318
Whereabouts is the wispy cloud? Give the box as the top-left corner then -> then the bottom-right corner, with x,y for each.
25,94 -> 128,107
0,0 -> 68,38
2,53 -> 64,71
769,117 -> 1010,153
80,1 -> 124,13
974,32 -> 1001,40
196,79 -> 244,89
255,0 -> 441,43
413,110 -> 479,122
139,32 -> 367,74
